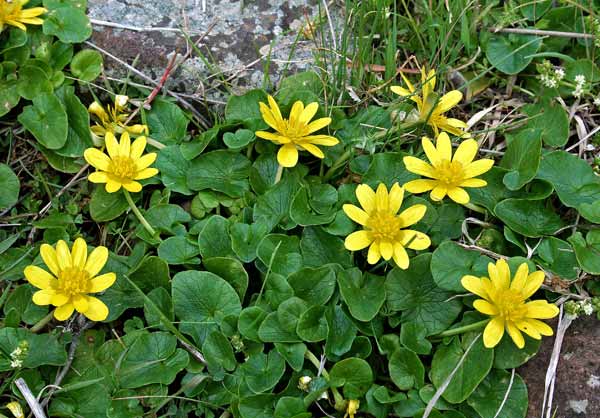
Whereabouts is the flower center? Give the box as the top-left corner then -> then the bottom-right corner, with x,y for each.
281,119 -> 309,141
436,159 -> 465,187
494,289 -> 527,321
0,1 -> 21,20
110,156 -> 137,180
57,267 -> 90,296
366,211 -> 404,242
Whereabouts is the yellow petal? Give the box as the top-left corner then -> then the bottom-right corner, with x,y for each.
430,185 -> 447,201
83,296 -> 109,321
398,204 -> 426,227
277,144 -> 298,167
452,139 -> 478,165
367,241 -> 380,264
355,184 -> 376,213
289,101 -> 304,123
302,135 -> 339,146
343,204 -> 369,226
126,124 -> 148,135
435,132 -> 452,161
299,142 -> 325,158
299,102 -> 319,124
483,317 -> 504,348
388,183 -> 404,214
51,293 -> 69,306
135,153 -> 157,170
119,132 -> 131,156
89,272 -> 117,293
463,159 -> 494,178
53,303 -> 74,321
436,90 -> 463,113
84,148 -> 111,171
473,299 -> 499,316
24,266 -> 56,289
306,117 -> 331,134
390,85 -> 412,97
122,180 -> 143,193
256,131 -> 287,143
403,156 -> 436,177
399,230 -> 431,250
489,259 -> 511,290
55,240 -> 72,270
400,72 -> 415,93
73,294 -> 89,313
259,102 -> 281,131
375,183 -> 389,211
105,179 -> 122,193
345,230 -> 372,251
105,132 -> 120,159
40,244 -> 60,276
422,136 -> 441,166
130,136 -> 147,160
88,172 -> 108,183
524,318 -> 553,336
510,263 -> 529,293
404,179 -> 437,194
506,321 -> 525,349
515,319 -> 542,340
70,238 -> 88,269
460,178 -> 487,188
85,246 -> 108,277
461,275 -> 489,299
525,300 -> 559,319
447,187 -> 470,204
522,271 -> 545,299
380,241 -> 394,260
32,289 -> 55,305
134,168 -> 159,180
392,243 -> 409,269
88,102 -> 108,120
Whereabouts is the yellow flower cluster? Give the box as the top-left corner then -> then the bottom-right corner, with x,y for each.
0,0 -> 46,33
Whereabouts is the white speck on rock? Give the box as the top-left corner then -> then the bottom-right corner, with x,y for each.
568,399 -> 588,414
587,374 -> 600,388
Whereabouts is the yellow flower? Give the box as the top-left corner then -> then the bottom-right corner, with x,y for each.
461,259 -> 559,349
84,131 -> 159,193
391,67 -> 469,137
403,133 -> 494,205
255,95 -> 339,168
24,238 -> 116,321
343,183 -> 431,269
88,95 -> 148,142
0,0 -> 46,32
344,399 -> 359,418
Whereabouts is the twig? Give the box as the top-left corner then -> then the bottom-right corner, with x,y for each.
493,369 -> 515,418
457,243 -> 506,260
89,18 -> 203,35
179,339 -> 207,365
14,378 -> 47,418
490,27 -> 594,39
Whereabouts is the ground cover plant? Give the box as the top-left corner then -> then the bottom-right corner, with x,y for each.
0,0 -> 599,417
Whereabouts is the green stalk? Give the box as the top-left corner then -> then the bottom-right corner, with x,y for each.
31,311 -> 54,333
432,319 -> 489,339
123,190 -> 158,238
323,149 -> 352,182
304,350 -> 346,411
274,164 -> 284,184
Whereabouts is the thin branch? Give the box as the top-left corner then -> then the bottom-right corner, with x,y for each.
89,18 -> 203,35
490,27 -> 594,39
15,378 -> 47,418
493,369 -> 515,418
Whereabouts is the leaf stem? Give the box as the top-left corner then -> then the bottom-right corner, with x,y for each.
274,164 -> 283,184
122,190 -> 158,238
304,350 -> 346,411
464,202 -> 487,214
146,137 -> 166,149
432,319 -> 489,339
30,311 -> 54,333
323,149 -> 352,181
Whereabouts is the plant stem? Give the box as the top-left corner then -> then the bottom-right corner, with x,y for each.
31,311 -> 54,333
433,319 -> 489,339
274,164 -> 283,184
304,350 -> 346,411
123,190 -> 158,238
323,149 -> 351,182
464,202 -> 487,214
146,137 -> 166,149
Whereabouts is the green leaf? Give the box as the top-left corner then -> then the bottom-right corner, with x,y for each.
155,145 -> 193,195
43,6 -> 92,43
129,256 -> 170,293
203,256 -> 249,301
197,215 -> 235,259
253,174 -> 300,231
300,226 -> 353,268
330,357 -> 374,398
535,237 -> 578,280
290,186 -> 337,226
362,152 -> 418,189
431,241 -> 492,292
18,93 -> 68,149
3,285 -> 48,325
0,163 -> 19,209
0,328 -> 66,369
467,370 -> 528,418
385,254 -> 462,335
522,99 -> 569,147
70,49 -> 103,81
568,230 -> 600,274
325,305 -> 357,357
225,89 -> 268,123
430,336 -> 493,404
53,86 -> 93,158
203,331 -> 236,371
242,350 -> 286,393
239,394 -> 275,418
187,150 -> 251,198
493,334 -> 541,369
231,222 -> 269,263
239,306 -> 268,342
494,199 -> 563,237
389,348 -> 425,390
158,236 -> 201,265
172,271 -> 242,345
257,234 -> 303,276
223,129 -> 255,150
119,332 -> 189,388
537,150 -> 600,223
147,99 -> 189,145
296,305 -> 329,342
484,33 -> 542,74
565,58 -> 600,83
258,312 -> 301,343
0,79 -> 20,117
275,342 -> 306,372
275,396 -> 308,418
16,64 -> 52,100
337,268 -> 386,321
89,186 -> 130,222
500,128 -> 542,191
288,266 -> 336,306
399,322 -> 432,355
277,297 -> 309,332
